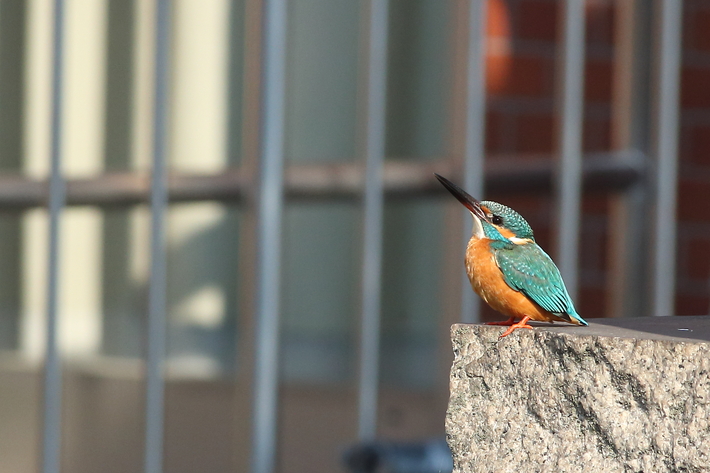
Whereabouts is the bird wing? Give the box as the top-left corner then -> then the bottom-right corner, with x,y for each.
491,240 -> 585,324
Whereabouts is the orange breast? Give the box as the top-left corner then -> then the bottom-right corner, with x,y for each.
465,238 -> 560,322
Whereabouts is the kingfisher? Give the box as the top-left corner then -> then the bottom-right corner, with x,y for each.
435,173 -> 587,337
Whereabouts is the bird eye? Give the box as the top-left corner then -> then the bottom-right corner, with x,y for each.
491,215 -> 503,225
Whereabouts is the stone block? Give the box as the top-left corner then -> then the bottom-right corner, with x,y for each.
446,316 -> 710,473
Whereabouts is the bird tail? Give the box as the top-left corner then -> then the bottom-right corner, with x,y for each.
568,310 -> 588,326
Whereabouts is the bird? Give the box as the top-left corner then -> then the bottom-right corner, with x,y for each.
435,173 -> 587,337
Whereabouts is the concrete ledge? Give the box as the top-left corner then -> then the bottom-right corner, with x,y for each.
446,317 -> 710,473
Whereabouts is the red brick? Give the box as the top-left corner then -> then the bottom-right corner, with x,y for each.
532,224 -> 553,251
585,1 -> 614,45
484,0 -> 513,97
597,227 -> 608,270
584,60 -> 613,102
516,1 -> 613,45
486,54 -> 513,95
689,9 -> 710,52
487,0 -> 511,38
687,125 -> 710,166
677,179 -> 710,222
580,230 -> 604,272
675,295 -> 709,316
485,109 -> 504,154
493,195 -> 548,221
578,287 -> 606,318
517,0 -> 557,42
681,68 -> 710,108
491,55 -> 553,98
582,194 -> 609,214
517,113 -> 554,153
686,237 -> 710,280
583,117 -> 611,152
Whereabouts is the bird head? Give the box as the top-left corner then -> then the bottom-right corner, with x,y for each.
435,173 -> 534,243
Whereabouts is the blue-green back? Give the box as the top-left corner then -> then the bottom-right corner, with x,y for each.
489,239 -> 587,325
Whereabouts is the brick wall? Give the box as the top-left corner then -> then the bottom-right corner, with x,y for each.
480,0 -> 710,319
678,1 -> 710,314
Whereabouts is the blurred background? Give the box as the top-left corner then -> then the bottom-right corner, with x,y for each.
0,0 -> 708,472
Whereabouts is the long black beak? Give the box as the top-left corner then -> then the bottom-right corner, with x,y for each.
434,174 -> 486,220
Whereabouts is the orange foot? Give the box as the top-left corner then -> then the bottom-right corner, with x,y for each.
499,316 -> 533,338
485,316 -> 516,326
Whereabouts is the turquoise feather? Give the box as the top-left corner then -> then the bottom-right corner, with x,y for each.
489,238 -> 587,325
481,201 -> 534,240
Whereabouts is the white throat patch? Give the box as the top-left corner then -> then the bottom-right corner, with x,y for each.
470,213 -> 484,238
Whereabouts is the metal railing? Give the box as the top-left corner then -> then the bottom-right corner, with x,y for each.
252,0 -> 287,471
144,0 -> 171,471
42,0 -> 66,471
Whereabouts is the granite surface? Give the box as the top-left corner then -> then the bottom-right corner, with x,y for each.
446,317 -> 710,473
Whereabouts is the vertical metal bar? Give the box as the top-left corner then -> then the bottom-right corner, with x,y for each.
144,0 -> 170,472
608,0 -> 652,319
251,0 -> 287,471
460,0 -> 487,324
42,1 -> 65,473
233,0 -> 263,470
651,0 -> 682,317
357,0 -> 388,441
555,0 -> 586,300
